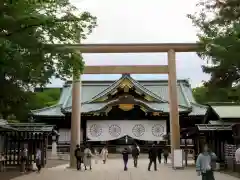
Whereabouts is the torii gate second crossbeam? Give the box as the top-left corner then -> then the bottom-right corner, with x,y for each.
66,43 -> 198,168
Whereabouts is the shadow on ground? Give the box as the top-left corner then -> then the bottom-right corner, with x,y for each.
1,160 -> 68,180
1,168 -> 32,180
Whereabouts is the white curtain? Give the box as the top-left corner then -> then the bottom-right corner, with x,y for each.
59,129 -> 83,142
87,121 -> 126,141
87,120 -> 166,141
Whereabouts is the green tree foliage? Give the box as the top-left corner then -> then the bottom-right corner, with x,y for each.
0,0 -> 97,119
192,86 -> 240,104
31,88 -> 61,109
188,0 -> 240,101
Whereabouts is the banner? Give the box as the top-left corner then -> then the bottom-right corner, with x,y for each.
59,129 -> 83,142
87,120 -> 166,141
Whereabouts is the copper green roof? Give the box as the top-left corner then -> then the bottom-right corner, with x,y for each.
64,101 -> 190,113
31,104 -> 64,117
210,103 -> 240,119
0,119 -> 18,131
31,75 -> 207,116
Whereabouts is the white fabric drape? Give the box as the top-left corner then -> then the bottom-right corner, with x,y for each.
59,129 -> 83,142
87,120 -> 166,141
87,121 -> 126,141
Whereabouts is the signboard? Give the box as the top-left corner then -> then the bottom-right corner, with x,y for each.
173,149 -> 184,169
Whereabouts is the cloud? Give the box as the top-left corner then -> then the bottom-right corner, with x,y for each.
48,0 -> 209,88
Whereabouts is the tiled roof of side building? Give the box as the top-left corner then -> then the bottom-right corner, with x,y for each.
208,103 -> 240,119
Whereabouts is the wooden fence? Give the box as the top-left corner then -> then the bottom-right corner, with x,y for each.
0,123 -> 53,167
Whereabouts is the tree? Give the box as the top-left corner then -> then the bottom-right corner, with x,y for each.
188,0 -> 240,100
31,88 -> 61,109
192,86 -> 240,104
0,0 -> 97,119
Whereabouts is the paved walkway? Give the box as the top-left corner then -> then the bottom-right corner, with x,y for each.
10,159 -> 239,180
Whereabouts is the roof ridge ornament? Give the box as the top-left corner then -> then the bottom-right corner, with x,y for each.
122,73 -> 131,77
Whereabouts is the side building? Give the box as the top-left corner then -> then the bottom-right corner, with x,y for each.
30,74 -> 207,153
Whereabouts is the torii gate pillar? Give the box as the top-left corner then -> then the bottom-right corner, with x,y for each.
168,49 -> 180,165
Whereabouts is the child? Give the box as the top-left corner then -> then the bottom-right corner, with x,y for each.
94,148 -> 99,164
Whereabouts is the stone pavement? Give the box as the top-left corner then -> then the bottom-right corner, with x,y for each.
10,159 -> 239,180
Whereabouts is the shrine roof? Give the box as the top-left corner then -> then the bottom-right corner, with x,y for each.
31,74 -> 207,116
0,119 -> 18,131
209,103 -> 240,119
196,124 -> 232,131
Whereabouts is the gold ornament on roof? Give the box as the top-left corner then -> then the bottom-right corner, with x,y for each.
153,112 -> 160,116
120,79 -> 133,88
119,104 -> 134,111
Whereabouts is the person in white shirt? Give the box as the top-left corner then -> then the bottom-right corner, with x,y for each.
101,146 -> 108,164
235,146 -> 240,164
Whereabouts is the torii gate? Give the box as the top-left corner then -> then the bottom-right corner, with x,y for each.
67,43 -> 198,168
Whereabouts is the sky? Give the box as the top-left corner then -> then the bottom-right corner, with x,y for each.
48,0 -> 210,88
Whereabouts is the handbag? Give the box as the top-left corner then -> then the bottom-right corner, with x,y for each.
32,162 -> 37,171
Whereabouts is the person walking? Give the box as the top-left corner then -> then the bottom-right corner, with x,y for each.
101,146 -> 108,164
94,148 -> 99,164
132,144 -> 140,168
122,148 -> 129,171
196,144 -> 217,180
83,144 -> 93,170
148,144 -> 157,171
35,147 -> 42,173
74,144 -> 82,170
163,148 -> 169,164
157,146 -> 163,164
20,147 -> 28,173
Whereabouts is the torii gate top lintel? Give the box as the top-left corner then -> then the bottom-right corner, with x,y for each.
62,43 -> 198,53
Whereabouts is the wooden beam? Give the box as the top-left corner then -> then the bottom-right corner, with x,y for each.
83,65 -> 168,74
55,43 -> 198,53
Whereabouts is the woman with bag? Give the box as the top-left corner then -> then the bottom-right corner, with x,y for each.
101,146 -> 108,164
83,144 -> 94,170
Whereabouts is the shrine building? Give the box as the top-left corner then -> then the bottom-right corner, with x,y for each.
31,74 -> 207,152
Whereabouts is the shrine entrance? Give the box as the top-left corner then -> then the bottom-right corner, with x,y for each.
62,43 -> 198,168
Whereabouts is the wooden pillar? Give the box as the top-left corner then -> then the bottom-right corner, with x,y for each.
69,73 -> 81,168
168,49 -> 180,166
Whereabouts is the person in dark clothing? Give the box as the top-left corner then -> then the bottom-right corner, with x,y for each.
163,148 -> 169,164
132,144 -> 140,168
35,147 -> 42,173
122,148 -> 129,171
157,147 -> 163,164
148,144 -> 157,171
74,144 -> 82,170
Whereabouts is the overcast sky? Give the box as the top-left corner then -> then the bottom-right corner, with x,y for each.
48,0 -> 209,88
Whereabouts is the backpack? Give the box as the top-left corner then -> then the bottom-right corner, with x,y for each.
87,153 -> 91,158
210,153 -> 217,170
22,149 -> 28,158
76,149 -> 82,157
163,150 -> 168,156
